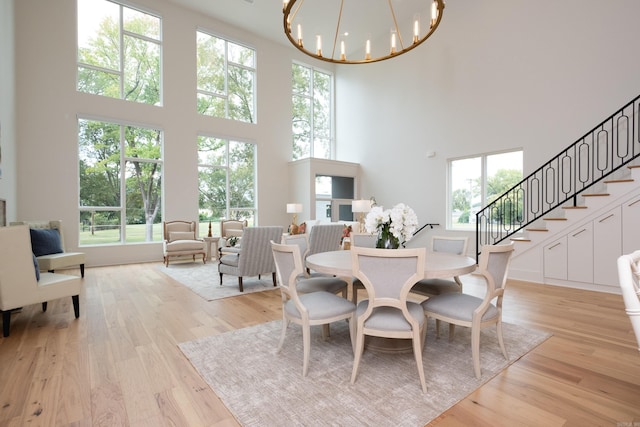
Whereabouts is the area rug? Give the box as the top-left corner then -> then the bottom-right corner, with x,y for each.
179,319 -> 551,427
158,262 -> 277,301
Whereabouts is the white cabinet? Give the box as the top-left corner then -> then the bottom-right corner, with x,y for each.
622,194 -> 640,254
593,206 -> 622,287
567,222 -> 593,283
544,236 -> 567,280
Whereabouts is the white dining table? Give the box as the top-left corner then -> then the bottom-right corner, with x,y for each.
306,249 -> 477,281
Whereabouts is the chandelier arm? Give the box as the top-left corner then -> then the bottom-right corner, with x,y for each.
290,0 -> 304,23
330,0 -> 345,60
387,0 -> 405,51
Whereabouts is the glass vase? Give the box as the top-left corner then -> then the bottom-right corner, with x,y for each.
376,224 -> 400,249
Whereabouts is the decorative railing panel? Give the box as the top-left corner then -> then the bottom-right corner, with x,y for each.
476,94 -> 640,259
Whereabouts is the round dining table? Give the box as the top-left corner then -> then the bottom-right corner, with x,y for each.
306,249 -> 477,281
305,249 -> 478,353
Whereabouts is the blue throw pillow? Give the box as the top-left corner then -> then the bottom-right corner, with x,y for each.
32,253 -> 40,281
30,228 -> 63,257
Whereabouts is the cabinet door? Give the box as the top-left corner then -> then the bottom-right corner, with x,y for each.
622,194 -> 640,254
568,222 -> 593,283
593,206 -> 622,287
544,236 -> 567,280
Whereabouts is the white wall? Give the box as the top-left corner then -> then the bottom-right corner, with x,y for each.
335,0 -> 640,249
13,0 -> 304,266
0,0 -> 16,222
11,0 -> 640,266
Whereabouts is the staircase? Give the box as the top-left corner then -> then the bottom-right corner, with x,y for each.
475,94 -> 640,293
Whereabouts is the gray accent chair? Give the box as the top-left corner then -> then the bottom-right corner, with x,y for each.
421,242 -> 515,379
412,236 -> 469,297
272,241 -> 356,376
218,226 -> 283,292
350,246 -> 428,393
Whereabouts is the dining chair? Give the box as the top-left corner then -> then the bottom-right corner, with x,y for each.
617,249 -> 640,352
271,241 -> 356,376
421,242 -> 515,379
349,233 -> 378,304
350,246 -> 428,393
281,233 -> 348,297
412,235 -> 469,297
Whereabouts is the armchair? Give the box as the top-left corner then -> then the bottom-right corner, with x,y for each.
163,221 -> 207,267
218,226 -> 284,292
220,219 -> 247,248
0,225 -> 82,337
11,220 -> 86,277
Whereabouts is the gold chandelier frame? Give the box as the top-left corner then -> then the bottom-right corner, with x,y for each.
283,0 -> 445,64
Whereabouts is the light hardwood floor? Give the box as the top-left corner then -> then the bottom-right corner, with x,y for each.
0,262 -> 638,426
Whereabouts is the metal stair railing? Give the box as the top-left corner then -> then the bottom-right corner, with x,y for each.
475,93 -> 640,260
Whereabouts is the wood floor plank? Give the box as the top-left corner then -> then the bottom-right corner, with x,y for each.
0,262 -> 638,426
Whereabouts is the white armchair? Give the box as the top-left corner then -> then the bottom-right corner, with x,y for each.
617,250 -> 640,352
11,220 -> 86,277
163,221 -> 207,267
0,225 -> 82,337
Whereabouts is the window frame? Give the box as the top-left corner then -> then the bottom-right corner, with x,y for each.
447,149 -> 523,230
291,61 -> 335,160
76,0 -> 163,105
196,28 -> 257,123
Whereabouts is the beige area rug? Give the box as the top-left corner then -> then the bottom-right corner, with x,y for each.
179,319 -> 551,427
158,261 -> 277,301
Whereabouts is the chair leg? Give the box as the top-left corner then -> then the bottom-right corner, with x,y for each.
80,264 -> 85,278
277,316 -> 289,353
219,272 -> 223,286
448,323 -> 456,341
350,321 -> 366,384
412,329 -> 427,393
496,319 -> 508,360
72,295 -> 80,318
42,302 -> 47,312
2,311 -> 11,337
165,256 -> 169,267
472,326 -> 481,379
272,272 -> 277,287
238,277 -> 244,292
302,324 -> 311,377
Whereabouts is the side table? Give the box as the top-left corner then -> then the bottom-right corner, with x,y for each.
203,236 -> 220,261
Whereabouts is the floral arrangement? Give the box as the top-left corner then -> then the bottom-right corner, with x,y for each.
364,203 -> 419,249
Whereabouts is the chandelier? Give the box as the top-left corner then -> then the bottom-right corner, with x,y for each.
282,0 -> 445,64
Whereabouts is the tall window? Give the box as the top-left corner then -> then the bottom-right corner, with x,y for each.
198,136 -> 256,236
292,63 -> 333,160
448,150 -> 523,230
196,31 -> 256,123
77,0 -> 162,105
78,119 -> 163,245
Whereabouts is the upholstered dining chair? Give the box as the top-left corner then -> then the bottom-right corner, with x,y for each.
271,241 -> 356,376
305,223 -> 345,276
412,235 -> 469,297
282,234 -> 348,298
617,249 -> 640,352
0,225 -> 82,337
162,220 -> 207,267
350,246 -> 428,393
349,233 -> 378,304
421,242 -> 515,379
218,226 -> 283,292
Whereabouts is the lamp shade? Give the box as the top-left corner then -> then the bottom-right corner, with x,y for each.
286,203 -> 303,213
352,199 -> 372,213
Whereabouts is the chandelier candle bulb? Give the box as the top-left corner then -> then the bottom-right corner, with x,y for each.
365,39 -> 371,60
316,35 -> 322,56
340,40 -> 346,60
413,19 -> 420,43
390,33 -> 397,54
431,0 -> 438,28
297,24 -> 303,47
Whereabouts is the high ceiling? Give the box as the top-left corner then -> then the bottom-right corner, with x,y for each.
166,0 -> 289,46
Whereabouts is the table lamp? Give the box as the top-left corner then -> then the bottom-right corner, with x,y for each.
286,203 -> 303,234
352,199 -> 372,233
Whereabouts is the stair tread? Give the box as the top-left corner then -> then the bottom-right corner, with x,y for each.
544,217 -> 567,221
629,165 -> 640,169
604,178 -> 634,183
525,228 -> 548,232
563,206 -> 587,209
582,193 -> 610,197
511,237 -> 531,242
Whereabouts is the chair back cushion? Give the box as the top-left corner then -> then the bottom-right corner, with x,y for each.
431,236 -> 469,255
307,224 -> 344,256
30,228 -> 64,256
169,231 -> 196,242
235,226 -> 284,275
